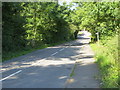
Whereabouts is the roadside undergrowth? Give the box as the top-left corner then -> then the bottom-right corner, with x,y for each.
2,40 -> 73,62
91,35 -> 119,88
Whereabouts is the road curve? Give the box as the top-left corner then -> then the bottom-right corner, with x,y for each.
1,31 -> 99,88
2,35 -> 83,88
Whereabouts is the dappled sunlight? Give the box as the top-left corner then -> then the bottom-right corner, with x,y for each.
66,78 -> 75,84
65,62 -> 100,88
2,32 -> 92,75
2,1 -> 118,88
2,57 -> 76,72
78,61 -> 95,66
59,76 -> 67,80
27,72 -> 37,75
8,76 -> 18,80
2,36 -> 87,88
2,43 -> 83,73
2,31 -> 97,88
31,58 -> 75,67
2,63 -> 75,88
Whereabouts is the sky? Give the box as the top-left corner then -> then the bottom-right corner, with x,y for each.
58,0 -> 78,10
58,0 -> 72,5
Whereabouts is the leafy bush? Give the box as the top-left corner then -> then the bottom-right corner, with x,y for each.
2,2 -> 76,60
91,35 -> 119,88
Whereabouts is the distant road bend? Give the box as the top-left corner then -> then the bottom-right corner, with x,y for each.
1,31 -> 99,88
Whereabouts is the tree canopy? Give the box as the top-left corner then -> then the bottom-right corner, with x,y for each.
2,2 -> 119,53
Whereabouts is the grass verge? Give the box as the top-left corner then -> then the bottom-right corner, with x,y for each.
70,63 -> 77,77
91,35 -> 119,88
2,40 -> 73,62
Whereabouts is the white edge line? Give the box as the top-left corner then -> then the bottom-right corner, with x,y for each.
0,70 -> 22,82
51,52 -> 58,56
59,48 -> 65,51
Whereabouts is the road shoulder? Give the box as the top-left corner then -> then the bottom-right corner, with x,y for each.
65,44 -> 100,88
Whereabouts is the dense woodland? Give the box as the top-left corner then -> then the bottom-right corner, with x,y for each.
2,2 -> 119,53
2,2 -> 119,88
3,2 -> 75,51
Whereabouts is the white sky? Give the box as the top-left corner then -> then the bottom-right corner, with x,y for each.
58,0 -> 78,10
58,0 -> 72,4
58,0 -> 72,5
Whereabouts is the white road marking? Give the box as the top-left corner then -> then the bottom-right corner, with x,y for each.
0,70 -> 22,82
1,44 -> 72,81
59,48 -> 65,51
65,46 -> 69,48
1,42 -> 74,82
51,52 -> 58,56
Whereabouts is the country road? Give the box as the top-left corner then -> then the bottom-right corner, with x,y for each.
1,31 -> 99,88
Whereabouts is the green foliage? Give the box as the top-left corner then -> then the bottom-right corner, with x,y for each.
91,35 -> 119,88
2,2 -> 120,87
2,39 -> 71,62
2,44 -> 47,62
2,3 -> 26,52
2,2 -> 77,60
71,2 -> 119,41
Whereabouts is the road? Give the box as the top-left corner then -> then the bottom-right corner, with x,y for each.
1,31 -> 99,88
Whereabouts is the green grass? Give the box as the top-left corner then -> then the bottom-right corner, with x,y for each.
2,44 -> 47,62
70,63 -> 77,77
91,35 -> 119,88
2,40 -> 73,62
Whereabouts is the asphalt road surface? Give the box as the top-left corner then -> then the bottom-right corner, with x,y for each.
1,31 -> 98,88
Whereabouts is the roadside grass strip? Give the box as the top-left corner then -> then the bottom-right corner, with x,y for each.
90,35 -> 119,88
